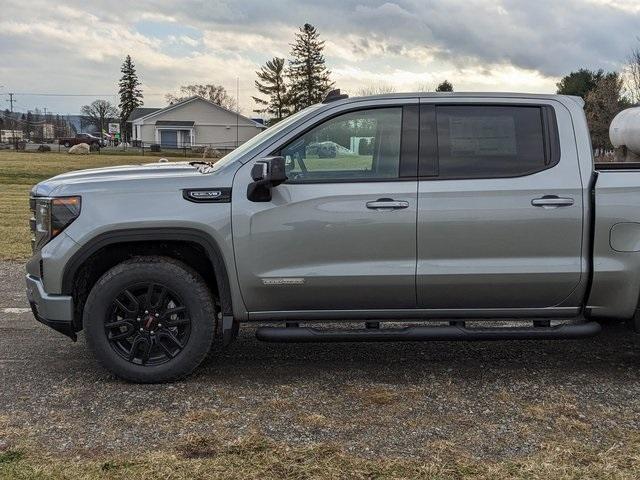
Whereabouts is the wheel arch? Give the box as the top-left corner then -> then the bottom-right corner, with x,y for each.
62,228 -> 233,331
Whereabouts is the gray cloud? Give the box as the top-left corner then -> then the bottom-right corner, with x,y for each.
0,0 -> 637,115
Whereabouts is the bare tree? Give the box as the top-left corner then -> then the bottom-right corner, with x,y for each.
356,83 -> 396,96
585,73 -> 627,152
80,100 -> 118,133
166,84 -> 237,111
626,39 -> 640,103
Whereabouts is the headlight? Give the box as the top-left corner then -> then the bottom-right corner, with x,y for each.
30,196 -> 81,252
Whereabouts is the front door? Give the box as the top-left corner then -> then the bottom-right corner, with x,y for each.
233,105 -> 419,313
416,102 -> 584,309
159,129 -> 177,148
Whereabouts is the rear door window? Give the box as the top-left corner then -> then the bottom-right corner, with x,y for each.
434,105 -> 554,179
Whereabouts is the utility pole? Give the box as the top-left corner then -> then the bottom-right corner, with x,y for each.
236,77 -> 239,148
7,93 -> 14,112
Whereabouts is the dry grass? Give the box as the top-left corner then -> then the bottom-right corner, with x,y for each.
1,431 -> 640,479
0,150 -> 203,260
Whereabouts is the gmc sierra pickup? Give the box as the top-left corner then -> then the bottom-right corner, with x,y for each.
26,91 -> 640,383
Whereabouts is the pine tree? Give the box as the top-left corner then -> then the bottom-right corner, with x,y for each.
118,55 -> 143,139
287,24 -> 333,111
252,57 -> 290,123
436,80 -> 454,92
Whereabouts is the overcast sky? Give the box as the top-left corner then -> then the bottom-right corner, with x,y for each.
1,0 -> 638,116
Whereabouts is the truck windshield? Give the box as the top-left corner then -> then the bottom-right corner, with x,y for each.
207,104 -> 323,172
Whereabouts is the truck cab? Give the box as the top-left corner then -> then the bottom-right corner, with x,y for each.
26,92 -> 639,382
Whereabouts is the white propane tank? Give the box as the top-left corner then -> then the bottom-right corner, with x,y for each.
610,107 -> 640,154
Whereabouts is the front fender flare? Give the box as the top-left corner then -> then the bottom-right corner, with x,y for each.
61,228 -> 233,317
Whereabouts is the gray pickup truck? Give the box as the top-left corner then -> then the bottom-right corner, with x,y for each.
26,91 -> 640,382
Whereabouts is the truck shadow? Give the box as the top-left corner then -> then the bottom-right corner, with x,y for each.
200,321 -> 640,384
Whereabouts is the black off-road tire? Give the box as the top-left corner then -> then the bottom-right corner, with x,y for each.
83,256 -> 216,383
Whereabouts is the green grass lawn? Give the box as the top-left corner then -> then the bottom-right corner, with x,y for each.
2,431 -> 640,479
0,150 -> 204,260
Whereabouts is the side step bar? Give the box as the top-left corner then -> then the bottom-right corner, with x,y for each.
255,322 -> 601,343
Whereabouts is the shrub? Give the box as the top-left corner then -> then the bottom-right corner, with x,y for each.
37,145 -> 51,152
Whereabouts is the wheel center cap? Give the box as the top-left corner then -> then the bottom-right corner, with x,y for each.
144,315 -> 155,329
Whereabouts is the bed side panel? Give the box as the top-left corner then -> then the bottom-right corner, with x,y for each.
589,170 -> 640,318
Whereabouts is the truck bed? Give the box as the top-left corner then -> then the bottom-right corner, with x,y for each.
595,162 -> 640,170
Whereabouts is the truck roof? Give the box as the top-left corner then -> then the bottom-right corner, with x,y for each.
329,91 -> 584,108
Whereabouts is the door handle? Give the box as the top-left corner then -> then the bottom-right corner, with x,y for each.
366,198 -> 410,210
531,196 -> 574,208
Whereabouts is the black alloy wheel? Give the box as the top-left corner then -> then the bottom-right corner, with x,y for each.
105,283 -> 191,366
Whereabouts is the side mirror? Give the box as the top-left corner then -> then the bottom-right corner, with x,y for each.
247,156 -> 287,202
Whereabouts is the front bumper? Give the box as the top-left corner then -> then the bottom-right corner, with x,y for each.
25,274 -> 76,341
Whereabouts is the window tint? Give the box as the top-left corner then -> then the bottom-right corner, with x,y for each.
436,106 -> 548,178
281,108 -> 402,182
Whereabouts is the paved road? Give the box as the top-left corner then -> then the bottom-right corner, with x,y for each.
1,260 -> 640,460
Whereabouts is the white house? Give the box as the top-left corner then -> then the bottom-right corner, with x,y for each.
128,96 -> 266,148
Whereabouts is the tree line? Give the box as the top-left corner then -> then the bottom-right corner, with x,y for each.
81,23 -> 640,148
74,23 -> 457,140
556,41 -> 640,152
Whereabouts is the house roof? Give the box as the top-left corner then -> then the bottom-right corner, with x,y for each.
155,120 -> 195,126
127,107 -> 160,122
132,96 -> 267,128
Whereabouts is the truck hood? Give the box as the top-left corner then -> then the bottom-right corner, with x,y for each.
31,161 -> 232,197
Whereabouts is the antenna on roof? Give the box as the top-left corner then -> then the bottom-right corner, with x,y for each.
323,89 -> 349,104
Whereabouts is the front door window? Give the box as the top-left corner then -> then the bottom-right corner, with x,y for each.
280,108 -> 403,182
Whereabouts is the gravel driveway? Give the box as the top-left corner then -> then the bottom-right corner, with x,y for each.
1,259 -> 640,464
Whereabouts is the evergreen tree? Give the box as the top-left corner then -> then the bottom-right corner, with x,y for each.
556,69 -> 603,98
252,57 -> 291,122
23,112 -> 32,139
118,55 -> 143,138
287,23 -> 333,111
436,80 -> 454,92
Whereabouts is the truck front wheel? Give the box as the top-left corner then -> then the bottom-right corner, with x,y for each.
83,257 -> 216,383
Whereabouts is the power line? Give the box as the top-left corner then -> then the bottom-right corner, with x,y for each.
8,92 -> 167,97
11,93 -> 115,97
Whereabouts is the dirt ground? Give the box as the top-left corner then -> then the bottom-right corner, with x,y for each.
2,260 -> 640,478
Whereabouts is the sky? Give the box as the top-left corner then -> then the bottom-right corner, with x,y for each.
0,0 -> 639,117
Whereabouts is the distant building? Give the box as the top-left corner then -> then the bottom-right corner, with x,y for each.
0,130 -> 23,142
127,96 -> 266,148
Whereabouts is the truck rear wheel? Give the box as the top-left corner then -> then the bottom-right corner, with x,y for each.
83,256 -> 216,383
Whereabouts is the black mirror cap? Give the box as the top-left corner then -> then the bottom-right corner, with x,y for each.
247,156 -> 288,202
268,156 -> 287,186
251,162 -> 267,181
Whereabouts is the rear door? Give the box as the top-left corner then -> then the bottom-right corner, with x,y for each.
416,100 -> 584,309
232,101 -> 419,314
